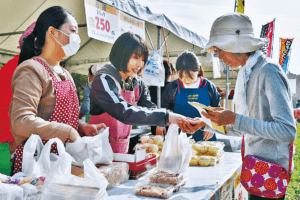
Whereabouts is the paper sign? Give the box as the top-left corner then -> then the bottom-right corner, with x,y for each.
84,0 -> 119,44
188,102 -> 227,134
119,11 -> 145,40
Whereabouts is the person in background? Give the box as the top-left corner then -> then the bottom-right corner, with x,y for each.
9,6 -> 105,175
0,22 -> 36,155
158,50 -> 221,141
89,32 -> 204,154
198,13 -> 296,200
79,64 -> 101,123
149,60 -> 175,135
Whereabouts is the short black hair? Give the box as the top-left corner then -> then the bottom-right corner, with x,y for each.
109,32 -> 149,72
176,50 -> 200,79
163,60 -> 175,80
88,65 -> 93,75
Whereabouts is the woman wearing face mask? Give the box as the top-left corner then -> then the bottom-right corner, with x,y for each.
158,51 -> 221,142
89,32 -> 203,154
9,6 -> 105,175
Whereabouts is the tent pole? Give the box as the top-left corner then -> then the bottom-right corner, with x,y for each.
225,65 -> 230,109
157,26 -> 162,108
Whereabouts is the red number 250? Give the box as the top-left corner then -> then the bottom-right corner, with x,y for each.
95,16 -> 110,32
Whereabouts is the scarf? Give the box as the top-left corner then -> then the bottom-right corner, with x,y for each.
232,50 -> 263,116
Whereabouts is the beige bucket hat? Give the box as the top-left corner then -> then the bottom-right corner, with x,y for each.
205,13 -> 268,53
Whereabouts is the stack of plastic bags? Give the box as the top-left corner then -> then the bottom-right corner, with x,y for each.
1,131 -> 111,200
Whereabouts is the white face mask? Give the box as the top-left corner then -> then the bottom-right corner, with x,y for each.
54,29 -> 81,57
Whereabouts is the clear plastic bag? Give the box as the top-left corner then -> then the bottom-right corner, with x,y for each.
66,128 -> 113,166
158,124 -> 192,173
22,134 -> 44,177
23,135 -> 65,177
0,181 -> 23,200
41,153 -> 108,200
20,183 -> 43,200
71,162 -> 130,189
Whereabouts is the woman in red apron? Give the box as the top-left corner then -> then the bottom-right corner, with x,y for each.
10,6 -> 105,175
89,32 -> 205,154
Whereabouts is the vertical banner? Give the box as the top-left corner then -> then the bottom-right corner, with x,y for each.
235,0 -> 245,14
119,11 -> 145,40
279,38 -> 293,66
84,0 -> 119,44
260,20 -> 275,58
282,49 -> 292,74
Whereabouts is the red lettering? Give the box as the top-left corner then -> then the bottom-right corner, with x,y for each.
95,16 -> 100,29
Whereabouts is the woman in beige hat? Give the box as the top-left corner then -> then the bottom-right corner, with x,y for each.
188,13 -> 296,200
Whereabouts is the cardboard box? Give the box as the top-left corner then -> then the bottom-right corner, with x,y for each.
113,149 -> 146,163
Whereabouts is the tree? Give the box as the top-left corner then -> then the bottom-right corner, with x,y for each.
71,73 -> 88,106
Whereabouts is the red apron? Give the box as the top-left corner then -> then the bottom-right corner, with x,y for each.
89,75 -> 139,154
12,57 -> 79,175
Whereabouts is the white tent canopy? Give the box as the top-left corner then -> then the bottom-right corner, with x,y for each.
0,0 -> 236,92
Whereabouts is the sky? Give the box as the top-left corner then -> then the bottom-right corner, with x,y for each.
134,0 -> 300,74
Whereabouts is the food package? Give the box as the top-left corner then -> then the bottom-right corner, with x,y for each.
192,141 -> 225,156
198,156 -> 211,166
149,170 -> 186,184
71,162 -> 129,189
189,155 -> 200,166
135,183 -> 174,199
208,156 -> 217,166
135,179 -> 187,199
136,135 -> 164,155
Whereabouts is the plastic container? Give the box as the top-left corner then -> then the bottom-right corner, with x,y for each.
135,183 -> 174,199
128,155 -> 157,179
149,170 -> 186,184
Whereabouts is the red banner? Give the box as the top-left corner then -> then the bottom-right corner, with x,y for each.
260,20 -> 275,58
279,38 -> 293,66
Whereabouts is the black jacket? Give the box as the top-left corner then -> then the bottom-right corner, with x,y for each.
89,63 -> 169,126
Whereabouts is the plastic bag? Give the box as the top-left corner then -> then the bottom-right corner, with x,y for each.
71,162 -> 130,189
0,181 -> 23,200
22,134 -> 44,177
41,153 -> 108,200
66,128 -> 113,166
158,124 -> 192,173
20,183 -> 43,200
142,49 -> 165,86
23,135 -> 66,177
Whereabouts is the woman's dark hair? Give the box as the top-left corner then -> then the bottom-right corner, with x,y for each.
163,60 -> 175,80
18,6 -> 73,65
109,32 -> 149,72
88,65 -> 93,76
176,50 -> 201,79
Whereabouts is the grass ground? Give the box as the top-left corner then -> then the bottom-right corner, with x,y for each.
286,124 -> 300,200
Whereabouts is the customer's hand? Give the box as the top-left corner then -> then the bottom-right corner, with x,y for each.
178,117 -> 206,134
81,123 -> 107,136
201,107 -> 236,126
203,131 -> 214,141
156,127 -> 166,135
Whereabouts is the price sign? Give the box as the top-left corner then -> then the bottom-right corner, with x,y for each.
84,0 -> 119,44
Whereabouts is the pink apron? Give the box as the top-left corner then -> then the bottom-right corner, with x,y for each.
89,75 -> 139,154
12,57 -> 79,175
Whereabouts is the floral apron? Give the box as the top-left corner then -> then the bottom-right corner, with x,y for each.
11,57 -> 79,175
89,75 -> 139,154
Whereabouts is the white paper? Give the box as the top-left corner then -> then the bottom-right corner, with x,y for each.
193,107 -> 214,129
